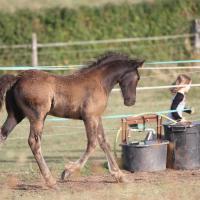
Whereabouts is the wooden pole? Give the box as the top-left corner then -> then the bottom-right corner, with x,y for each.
32,33 -> 38,66
194,19 -> 200,54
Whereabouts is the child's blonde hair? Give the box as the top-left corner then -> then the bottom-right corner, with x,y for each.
170,74 -> 191,94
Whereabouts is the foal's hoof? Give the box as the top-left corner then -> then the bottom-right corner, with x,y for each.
45,179 -> 59,190
118,175 -> 129,183
61,170 -> 71,181
114,172 -> 129,183
47,183 -> 59,190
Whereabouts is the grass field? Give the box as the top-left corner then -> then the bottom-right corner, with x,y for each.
0,68 -> 200,199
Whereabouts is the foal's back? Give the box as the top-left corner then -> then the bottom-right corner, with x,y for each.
12,70 -> 107,120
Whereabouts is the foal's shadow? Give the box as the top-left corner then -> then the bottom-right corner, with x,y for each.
11,179 -> 115,191
58,179 -> 115,184
11,183 -> 47,191
8,175 -> 116,191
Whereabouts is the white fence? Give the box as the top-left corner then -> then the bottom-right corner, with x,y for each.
0,31 -> 200,66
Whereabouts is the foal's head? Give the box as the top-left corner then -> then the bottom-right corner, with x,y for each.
119,59 -> 144,106
79,52 -> 144,106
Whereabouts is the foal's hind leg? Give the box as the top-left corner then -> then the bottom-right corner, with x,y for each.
0,115 -> 23,143
0,93 -> 24,143
61,116 -> 98,180
97,119 -> 126,183
28,119 -> 57,188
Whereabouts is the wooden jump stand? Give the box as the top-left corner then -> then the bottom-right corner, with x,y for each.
121,114 -> 163,144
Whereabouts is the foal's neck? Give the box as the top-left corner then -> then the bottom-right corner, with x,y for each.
98,64 -> 128,94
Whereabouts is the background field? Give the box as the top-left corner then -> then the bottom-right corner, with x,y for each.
0,67 -> 200,199
1,0 -> 200,199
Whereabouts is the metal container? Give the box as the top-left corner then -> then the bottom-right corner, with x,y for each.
121,140 -> 169,172
163,122 -> 200,170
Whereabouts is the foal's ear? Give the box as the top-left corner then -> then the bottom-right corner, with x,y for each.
136,59 -> 145,68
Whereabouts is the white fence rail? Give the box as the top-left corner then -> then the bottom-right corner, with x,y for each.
0,33 -> 195,50
0,30 -> 200,66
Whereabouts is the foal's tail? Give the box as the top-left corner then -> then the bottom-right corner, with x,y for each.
0,74 -> 18,111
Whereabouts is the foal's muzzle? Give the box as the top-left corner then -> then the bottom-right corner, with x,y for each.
0,133 -> 6,144
124,98 -> 136,106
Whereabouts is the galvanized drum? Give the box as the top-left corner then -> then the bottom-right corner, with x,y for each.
163,122 -> 200,170
121,140 -> 169,172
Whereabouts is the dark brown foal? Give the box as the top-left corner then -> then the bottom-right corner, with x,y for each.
0,52 -> 144,188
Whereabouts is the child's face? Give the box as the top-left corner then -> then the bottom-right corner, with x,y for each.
184,81 -> 192,93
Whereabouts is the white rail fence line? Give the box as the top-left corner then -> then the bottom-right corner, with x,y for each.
9,113 -> 200,141
35,33 -> 196,47
0,32 -> 199,66
1,65 -> 200,71
142,66 -> 200,70
0,65 -> 200,91
0,33 -> 195,50
112,84 -> 200,92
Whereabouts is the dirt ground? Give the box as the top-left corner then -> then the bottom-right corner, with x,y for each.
1,73 -> 200,200
0,168 -> 200,200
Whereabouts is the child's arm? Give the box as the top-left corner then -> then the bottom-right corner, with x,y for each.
183,106 -> 194,114
170,93 -> 184,121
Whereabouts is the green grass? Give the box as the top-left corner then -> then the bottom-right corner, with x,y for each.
0,69 -> 200,199
0,0 -> 200,66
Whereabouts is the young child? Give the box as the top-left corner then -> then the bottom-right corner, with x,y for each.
168,74 -> 193,122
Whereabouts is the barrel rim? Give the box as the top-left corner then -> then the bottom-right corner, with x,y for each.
121,140 -> 169,148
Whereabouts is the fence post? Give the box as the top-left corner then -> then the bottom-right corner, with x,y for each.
193,19 -> 200,54
32,33 -> 38,66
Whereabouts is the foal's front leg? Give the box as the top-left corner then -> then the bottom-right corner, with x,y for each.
97,118 -> 126,182
61,116 -> 98,180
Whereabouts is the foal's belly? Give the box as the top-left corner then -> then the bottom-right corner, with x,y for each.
49,100 -> 82,120
49,110 -> 82,120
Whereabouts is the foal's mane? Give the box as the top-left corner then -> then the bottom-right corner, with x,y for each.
16,52 -> 141,79
77,52 -> 136,74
